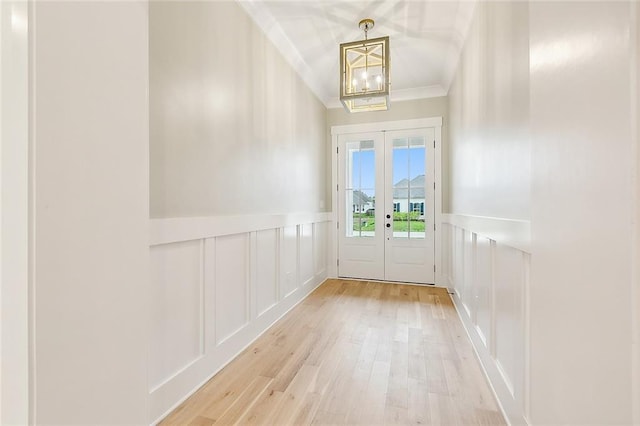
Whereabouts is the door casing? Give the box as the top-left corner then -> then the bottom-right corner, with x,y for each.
330,117 -> 443,285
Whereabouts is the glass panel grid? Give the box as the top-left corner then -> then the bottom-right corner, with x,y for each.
391,136 -> 426,239
346,141 -> 375,238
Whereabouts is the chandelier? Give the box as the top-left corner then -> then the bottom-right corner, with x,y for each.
339,19 -> 390,113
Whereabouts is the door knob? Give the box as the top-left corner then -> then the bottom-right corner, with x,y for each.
386,214 -> 391,219
386,223 -> 391,228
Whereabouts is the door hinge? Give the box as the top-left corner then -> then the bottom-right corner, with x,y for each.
434,264 -> 436,273
433,140 -> 435,148
337,222 -> 339,229
434,182 -> 436,190
337,259 -> 340,267
434,224 -> 436,231
337,147 -> 339,154
336,184 -> 339,192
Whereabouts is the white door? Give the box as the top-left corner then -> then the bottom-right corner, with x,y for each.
338,127 -> 435,284
337,132 -> 385,280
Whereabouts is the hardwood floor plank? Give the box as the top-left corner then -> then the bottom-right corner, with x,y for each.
407,377 -> 431,425
187,415 -> 214,426
407,327 -> 427,381
159,279 -> 506,426
267,331 -> 316,392
386,340 -> 409,410
232,388 -> 284,426
358,359 -> 390,425
209,375 -> 272,424
290,391 -> 322,425
268,364 -> 319,425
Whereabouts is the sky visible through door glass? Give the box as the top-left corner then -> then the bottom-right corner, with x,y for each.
353,148 -> 425,189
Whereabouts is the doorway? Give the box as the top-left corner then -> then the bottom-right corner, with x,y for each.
332,118 -> 441,285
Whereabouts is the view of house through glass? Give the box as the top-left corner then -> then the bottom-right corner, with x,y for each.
345,136 -> 426,239
345,140 -> 375,237
392,136 -> 426,239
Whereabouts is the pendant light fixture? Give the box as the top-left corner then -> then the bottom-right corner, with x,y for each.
339,18 -> 390,113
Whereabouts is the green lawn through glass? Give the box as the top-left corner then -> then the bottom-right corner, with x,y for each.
353,212 -> 425,232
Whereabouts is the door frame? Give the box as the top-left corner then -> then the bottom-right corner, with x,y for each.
1,1 -> 31,424
330,117 -> 443,285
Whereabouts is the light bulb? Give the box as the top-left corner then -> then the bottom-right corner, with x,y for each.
376,75 -> 382,83
352,79 -> 358,86
361,71 -> 367,79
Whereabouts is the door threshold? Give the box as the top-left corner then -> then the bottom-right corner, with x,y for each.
336,276 -> 436,286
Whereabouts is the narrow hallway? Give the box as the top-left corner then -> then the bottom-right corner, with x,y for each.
161,279 -> 505,425
5,1 -> 638,424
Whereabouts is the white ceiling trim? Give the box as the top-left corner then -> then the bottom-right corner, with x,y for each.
392,85 -> 448,101
325,84 -> 447,109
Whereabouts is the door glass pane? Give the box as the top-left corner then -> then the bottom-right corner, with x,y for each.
392,138 -> 409,184
351,151 -> 361,189
409,137 -> 426,180
345,140 -> 375,238
392,136 -> 426,239
408,198 -> 425,239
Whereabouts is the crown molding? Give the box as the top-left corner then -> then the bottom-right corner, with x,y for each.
326,85 -> 447,110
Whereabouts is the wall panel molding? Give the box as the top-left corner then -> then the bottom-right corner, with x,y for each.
442,213 -> 530,253
149,240 -> 204,392
150,212 -> 331,246
148,213 -> 330,424
214,233 -> 250,345
441,218 -> 530,426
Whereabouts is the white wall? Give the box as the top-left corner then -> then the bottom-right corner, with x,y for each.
0,1 -> 29,423
446,1 -> 638,425
635,4 -> 640,423
448,2 -> 530,220
32,2 -> 149,424
529,2 -> 634,424
150,1 -> 327,218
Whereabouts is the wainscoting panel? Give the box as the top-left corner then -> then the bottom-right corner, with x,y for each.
149,240 -> 203,391
453,227 -> 466,307
441,223 -> 453,287
463,230 -> 475,317
255,229 -> 278,316
314,221 -> 327,276
494,243 -> 524,396
148,213 -> 330,424
441,214 -> 530,426
281,225 -> 299,298
214,233 -> 249,345
300,223 -> 314,287
475,236 -> 492,349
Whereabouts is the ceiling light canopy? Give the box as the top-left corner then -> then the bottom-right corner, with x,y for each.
340,18 -> 390,113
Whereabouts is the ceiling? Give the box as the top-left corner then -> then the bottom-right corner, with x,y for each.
238,0 -> 476,109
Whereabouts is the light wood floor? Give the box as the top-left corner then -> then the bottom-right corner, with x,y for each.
160,279 -> 506,426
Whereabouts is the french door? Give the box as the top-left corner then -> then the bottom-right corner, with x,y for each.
337,127 -> 436,284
